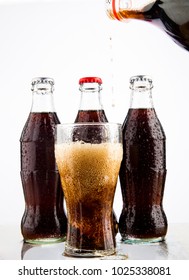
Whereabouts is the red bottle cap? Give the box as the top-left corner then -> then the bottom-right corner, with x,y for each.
79,77 -> 102,84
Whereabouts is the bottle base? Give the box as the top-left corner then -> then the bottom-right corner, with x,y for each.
24,236 -> 66,245
64,243 -> 116,258
121,236 -> 165,244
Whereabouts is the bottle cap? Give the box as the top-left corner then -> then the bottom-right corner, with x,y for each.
79,77 -> 102,84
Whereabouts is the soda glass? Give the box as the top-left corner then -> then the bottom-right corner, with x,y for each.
55,123 -> 123,257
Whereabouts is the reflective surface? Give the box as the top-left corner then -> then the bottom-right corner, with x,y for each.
0,224 -> 189,260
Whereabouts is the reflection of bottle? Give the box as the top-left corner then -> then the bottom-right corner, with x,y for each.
20,77 -> 67,244
105,0 -> 189,51
21,242 -> 37,260
74,77 -> 118,234
119,75 -> 167,243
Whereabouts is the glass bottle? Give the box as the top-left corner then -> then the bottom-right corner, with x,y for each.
20,77 -> 67,244
75,77 -> 108,122
74,76 -> 118,234
119,75 -> 167,243
105,0 -> 189,51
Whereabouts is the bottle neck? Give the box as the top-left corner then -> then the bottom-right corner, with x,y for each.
31,91 -> 55,112
130,88 -> 154,109
79,85 -> 103,111
106,0 -> 157,21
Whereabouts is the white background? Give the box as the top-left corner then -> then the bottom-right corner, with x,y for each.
0,0 -> 189,227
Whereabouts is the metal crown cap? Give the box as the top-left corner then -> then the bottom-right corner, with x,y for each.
79,77 -> 102,85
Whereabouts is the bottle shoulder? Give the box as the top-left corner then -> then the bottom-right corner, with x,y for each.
122,108 -> 165,140
20,112 -> 60,142
75,110 -> 108,122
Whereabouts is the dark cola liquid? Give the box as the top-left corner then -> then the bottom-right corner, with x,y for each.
74,110 -> 108,143
74,109 -> 119,235
75,109 -> 108,122
109,0 -> 189,51
20,112 -> 67,242
119,108 -> 167,241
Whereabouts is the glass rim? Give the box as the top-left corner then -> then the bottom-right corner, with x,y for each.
56,122 -> 122,128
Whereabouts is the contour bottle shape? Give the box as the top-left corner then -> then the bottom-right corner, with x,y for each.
20,77 -> 67,244
74,76 -> 119,234
119,75 -> 168,243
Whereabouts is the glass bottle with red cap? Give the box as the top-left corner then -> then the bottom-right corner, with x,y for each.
75,77 -> 108,122
75,76 -> 118,234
